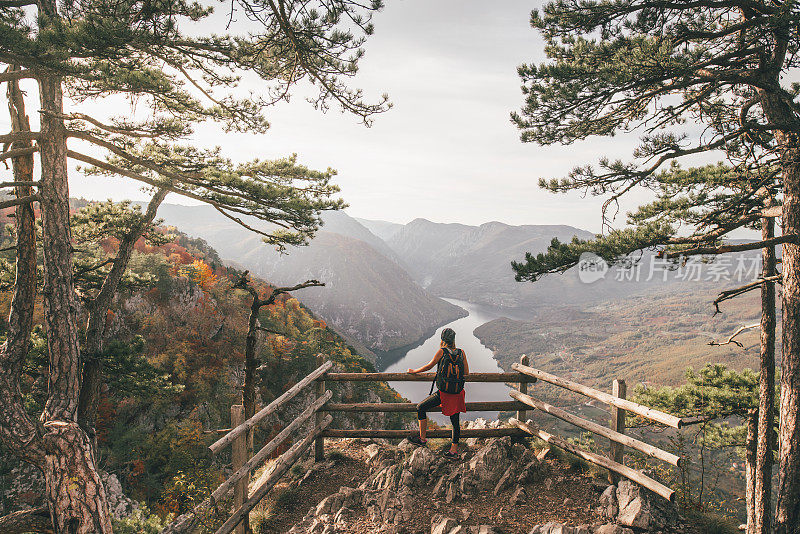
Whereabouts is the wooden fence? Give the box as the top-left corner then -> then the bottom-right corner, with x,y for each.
165,354 -> 694,534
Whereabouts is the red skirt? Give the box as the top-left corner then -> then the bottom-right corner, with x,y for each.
439,389 -> 466,416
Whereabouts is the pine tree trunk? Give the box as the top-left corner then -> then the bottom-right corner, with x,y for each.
758,89 -> 800,534
0,71 -> 45,468
37,72 -> 113,533
77,188 -> 167,442
775,152 -> 800,534
755,217 -> 776,533
747,408 -> 758,534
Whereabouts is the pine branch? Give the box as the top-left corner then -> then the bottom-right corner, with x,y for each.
661,235 -> 796,258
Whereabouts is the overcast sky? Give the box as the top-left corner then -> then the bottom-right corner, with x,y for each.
6,1 -> 724,232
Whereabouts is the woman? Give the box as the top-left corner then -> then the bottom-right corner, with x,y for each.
407,327 -> 468,458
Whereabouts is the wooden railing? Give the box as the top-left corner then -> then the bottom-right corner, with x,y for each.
165,353 -> 693,534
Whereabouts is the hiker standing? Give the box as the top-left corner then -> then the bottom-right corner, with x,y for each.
407,327 -> 468,458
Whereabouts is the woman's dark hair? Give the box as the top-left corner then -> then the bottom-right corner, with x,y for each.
441,327 -> 456,347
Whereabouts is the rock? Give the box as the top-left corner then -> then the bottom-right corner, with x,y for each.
510,485 -> 527,505
616,481 -> 677,530
518,459 -> 548,484
446,482 -> 457,503
598,485 -> 618,520
529,523 -> 574,534
366,443 -> 382,462
593,524 -> 634,534
468,438 -> 512,488
340,487 -> 363,508
408,446 -> 435,478
431,517 -> 459,534
400,470 -> 414,487
450,527 -> 468,534
432,474 -> 448,497
399,439 -> 416,453
493,465 -> 516,495
476,527 -> 501,534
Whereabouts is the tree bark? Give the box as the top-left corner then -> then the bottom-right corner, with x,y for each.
754,217 -> 776,533
758,89 -> 800,534
37,69 -> 113,533
77,188 -> 167,441
747,408 -> 758,534
0,70 -> 44,467
0,506 -> 54,534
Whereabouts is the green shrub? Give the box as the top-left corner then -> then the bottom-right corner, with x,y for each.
111,505 -> 166,534
685,510 -> 739,534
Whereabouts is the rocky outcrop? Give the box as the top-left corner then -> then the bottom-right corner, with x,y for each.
286,432 -> 684,534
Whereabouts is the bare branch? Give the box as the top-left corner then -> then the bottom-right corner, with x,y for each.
709,323 -> 760,348
0,194 -> 39,209
0,181 -> 38,188
0,68 -> 34,83
0,146 -> 37,162
712,274 -> 782,313
0,132 -> 38,144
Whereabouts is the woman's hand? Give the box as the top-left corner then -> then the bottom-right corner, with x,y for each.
408,368 -> 418,374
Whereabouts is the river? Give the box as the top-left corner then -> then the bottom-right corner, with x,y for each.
375,298 -> 516,423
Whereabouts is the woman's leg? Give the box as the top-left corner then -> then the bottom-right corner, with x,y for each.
416,392 -> 441,441
449,413 -> 461,452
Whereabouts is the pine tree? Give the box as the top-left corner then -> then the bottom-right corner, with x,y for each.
0,1 -> 388,531
512,4 -> 799,531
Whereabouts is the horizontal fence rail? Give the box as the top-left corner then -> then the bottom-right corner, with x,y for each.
212,390 -> 333,503
209,360 -> 333,454
512,362 -> 685,429
511,418 -> 675,502
322,400 -> 527,413
510,390 -> 681,467
215,415 -> 333,534
324,372 -> 536,383
321,427 -> 527,438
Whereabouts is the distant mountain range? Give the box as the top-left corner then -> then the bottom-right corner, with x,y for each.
153,204 -> 754,358
151,205 -> 466,355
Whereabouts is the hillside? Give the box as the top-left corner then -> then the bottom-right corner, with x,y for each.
152,204 -> 466,353
0,206 -> 411,525
473,284 -> 766,398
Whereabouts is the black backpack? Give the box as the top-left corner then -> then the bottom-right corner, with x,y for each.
431,347 -> 465,395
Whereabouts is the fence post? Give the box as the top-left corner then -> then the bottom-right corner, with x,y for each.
609,379 -> 627,484
516,354 -> 529,423
314,354 -> 326,462
231,404 -> 248,534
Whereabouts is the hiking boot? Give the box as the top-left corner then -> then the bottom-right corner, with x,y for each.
408,435 -> 427,447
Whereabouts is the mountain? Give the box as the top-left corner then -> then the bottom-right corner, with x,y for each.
152,204 -> 466,353
383,218 -> 604,309
354,217 -> 405,242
